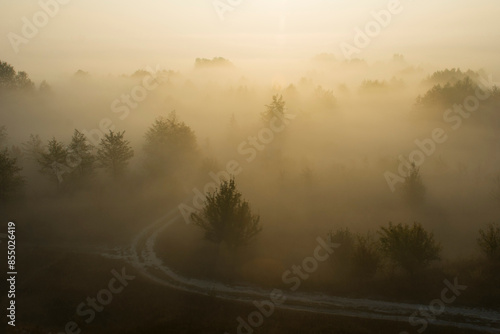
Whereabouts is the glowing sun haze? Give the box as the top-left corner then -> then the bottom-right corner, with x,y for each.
1,0 -> 499,79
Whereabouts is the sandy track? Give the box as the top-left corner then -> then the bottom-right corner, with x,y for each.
103,209 -> 500,333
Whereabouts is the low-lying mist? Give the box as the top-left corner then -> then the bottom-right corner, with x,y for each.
1,56 -> 500,300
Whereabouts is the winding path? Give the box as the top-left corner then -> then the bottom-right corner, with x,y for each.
104,209 -> 500,333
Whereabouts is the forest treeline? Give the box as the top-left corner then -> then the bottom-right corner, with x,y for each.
1,59 -> 500,304
1,60 -> 499,200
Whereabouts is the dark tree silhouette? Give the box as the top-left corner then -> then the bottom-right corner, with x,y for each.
14,71 -> 34,91
262,94 -> 285,122
97,130 -> 134,177
0,61 -> 16,89
402,162 -> 426,207
0,149 -> 23,201
74,70 -> 89,78
424,68 -> 479,86
191,178 -> 261,248
0,61 -> 34,90
39,80 -> 51,93
328,228 -> 380,279
328,228 -> 355,278
379,222 -> 441,274
38,138 -> 68,184
359,80 -> 387,93
22,134 -> 44,162
314,86 -> 337,109
143,112 -> 197,177
351,234 -> 380,278
478,223 -> 500,262
416,77 -> 480,110
67,129 -> 95,182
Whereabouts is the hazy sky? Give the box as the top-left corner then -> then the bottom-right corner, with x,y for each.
1,0 -> 500,79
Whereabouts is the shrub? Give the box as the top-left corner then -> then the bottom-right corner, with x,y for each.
477,223 -> 500,262
378,222 -> 441,274
328,228 -> 380,279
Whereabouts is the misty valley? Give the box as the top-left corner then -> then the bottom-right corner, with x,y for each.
1,54 -> 500,334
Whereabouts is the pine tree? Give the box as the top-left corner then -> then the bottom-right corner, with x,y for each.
97,130 -> 134,178
38,138 -> 69,184
67,129 -> 95,181
261,94 -> 285,123
191,178 -> 261,248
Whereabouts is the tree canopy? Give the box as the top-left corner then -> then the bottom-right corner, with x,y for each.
67,129 -> 96,182
478,223 -> 500,262
262,94 -> 285,122
424,68 -> 480,86
0,61 -> 35,90
143,113 -> 197,177
416,77 -> 478,109
191,178 -> 261,248
97,130 -> 134,177
38,138 -> 68,184
379,222 -> 441,274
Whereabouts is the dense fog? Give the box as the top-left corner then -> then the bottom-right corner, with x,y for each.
2,57 -> 500,260
1,1 -> 500,333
